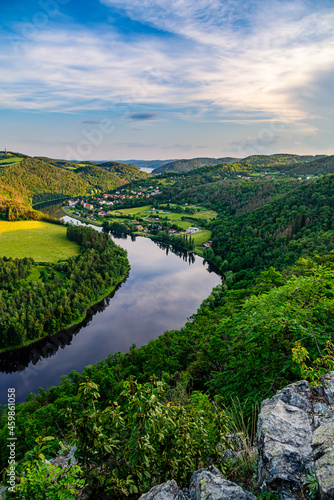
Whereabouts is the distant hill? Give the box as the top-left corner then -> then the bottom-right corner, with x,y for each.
153,154 -> 327,174
33,157 -> 151,182
34,156 -> 78,170
0,156 -> 149,220
0,152 -> 28,169
154,157 -> 240,174
120,159 -> 179,170
239,153 -> 326,168
98,161 -> 151,181
287,155 -> 334,176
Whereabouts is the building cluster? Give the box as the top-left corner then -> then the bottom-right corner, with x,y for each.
102,186 -> 161,203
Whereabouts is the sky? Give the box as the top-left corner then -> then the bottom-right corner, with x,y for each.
1,0 -> 334,161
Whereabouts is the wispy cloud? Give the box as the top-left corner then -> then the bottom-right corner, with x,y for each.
129,113 -> 158,120
82,120 -> 105,124
1,0 -> 334,131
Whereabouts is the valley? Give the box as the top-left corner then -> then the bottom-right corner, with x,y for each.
1,151 -> 334,499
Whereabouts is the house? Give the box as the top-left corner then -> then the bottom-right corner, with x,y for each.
68,199 -> 78,207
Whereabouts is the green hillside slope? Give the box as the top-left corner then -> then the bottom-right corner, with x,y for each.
240,153 -> 325,168
288,155 -> 334,175
98,161 -> 151,181
154,157 -> 240,174
0,156 -> 149,219
154,153 -> 326,174
209,174 -> 334,284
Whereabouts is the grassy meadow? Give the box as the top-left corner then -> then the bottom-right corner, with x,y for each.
0,221 -> 80,262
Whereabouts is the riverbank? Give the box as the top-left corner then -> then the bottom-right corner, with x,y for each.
61,206 -> 210,257
0,224 -> 130,354
0,267 -> 130,354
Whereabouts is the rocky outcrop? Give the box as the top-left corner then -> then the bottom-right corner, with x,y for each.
257,381 -> 314,497
189,465 -> 256,500
312,414 -> 334,499
139,480 -> 188,500
321,372 -> 334,404
140,373 -> 334,500
49,445 -> 78,467
257,373 -> 334,499
139,466 -> 256,500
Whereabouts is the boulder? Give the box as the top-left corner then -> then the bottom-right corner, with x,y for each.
312,414 -> 334,499
321,371 -> 334,404
257,380 -> 314,497
189,465 -> 256,500
139,480 -> 187,500
49,445 -> 78,467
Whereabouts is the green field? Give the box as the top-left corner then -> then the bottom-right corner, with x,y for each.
112,205 -> 152,216
192,229 -> 212,246
0,221 -> 80,262
0,157 -> 23,167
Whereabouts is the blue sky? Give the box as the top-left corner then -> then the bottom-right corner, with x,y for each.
1,0 -> 334,160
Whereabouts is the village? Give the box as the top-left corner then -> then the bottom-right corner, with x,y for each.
64,189 -> 214,252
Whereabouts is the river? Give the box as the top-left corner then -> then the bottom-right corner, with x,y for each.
0,218 -> 221,404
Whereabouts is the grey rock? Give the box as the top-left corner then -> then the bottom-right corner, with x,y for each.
0,486 -> 7,500
312,401 -> 332,416
261,380 -> 312,413
312,386 -> 326,399
189,465 -> 256,500
139,480 -> 187,500
257,383 -> 314,496
321,371 -> 334,404
312,414 -> 334,499
49,445 -> 77,468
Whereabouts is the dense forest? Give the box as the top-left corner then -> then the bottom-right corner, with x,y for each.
0,225 -> 129,350
154,153 -> 326,174
0,155 -> 149,220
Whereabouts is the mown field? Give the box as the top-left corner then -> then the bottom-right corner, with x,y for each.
0,221 -> 80,262
0,157 -> 23,168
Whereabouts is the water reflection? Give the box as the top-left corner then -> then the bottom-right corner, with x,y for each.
0,226 -> 221,403
0,281 -> 125,374
153,240 -> 196,264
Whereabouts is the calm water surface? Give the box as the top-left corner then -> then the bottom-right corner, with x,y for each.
0,221 -> 220,403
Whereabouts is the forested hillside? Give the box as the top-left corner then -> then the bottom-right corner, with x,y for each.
98,161 -> 151,181
239,153 -> 325,168
152,165 -> 334,285
156,166 -> 302,211
0,156 -> 149,219
288,154 -> 334,175
154,156 -> 239,174
153,153 -> 326,174
206,175 -> 334,285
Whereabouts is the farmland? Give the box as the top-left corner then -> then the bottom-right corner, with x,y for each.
0,221 -> 80,262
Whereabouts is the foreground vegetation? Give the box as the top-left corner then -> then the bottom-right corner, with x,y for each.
1,254 -> 334,498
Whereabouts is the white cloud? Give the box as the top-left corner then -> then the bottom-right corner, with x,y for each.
0,0 -> 334,130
